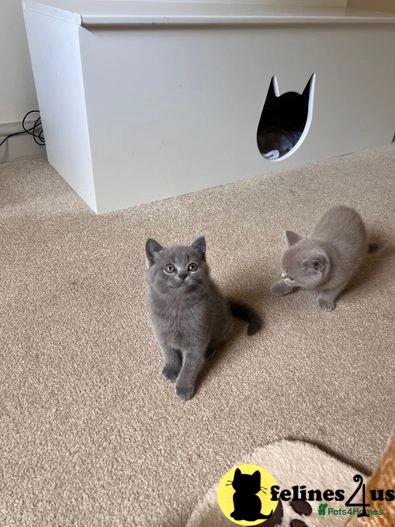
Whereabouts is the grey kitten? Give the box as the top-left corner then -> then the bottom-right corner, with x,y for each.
271,206 -> 371,311
145,236 -> 262,401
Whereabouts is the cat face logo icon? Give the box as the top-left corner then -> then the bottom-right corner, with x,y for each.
217,463 -> 279,525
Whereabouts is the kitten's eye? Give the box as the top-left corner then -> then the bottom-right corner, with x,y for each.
164,264 -> 175,274
188,263 -> 198,272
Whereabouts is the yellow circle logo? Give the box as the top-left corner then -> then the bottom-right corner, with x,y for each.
217,464 -> 279,526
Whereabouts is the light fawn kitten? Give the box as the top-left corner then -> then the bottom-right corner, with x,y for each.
271,206 -> 372,311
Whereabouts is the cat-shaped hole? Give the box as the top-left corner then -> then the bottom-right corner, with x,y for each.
257,74 -> 315,162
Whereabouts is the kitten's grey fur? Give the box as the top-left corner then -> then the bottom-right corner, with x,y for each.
271,206 -> 370,311
146,236 -> 262,401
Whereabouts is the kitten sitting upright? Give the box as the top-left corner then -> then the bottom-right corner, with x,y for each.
145,236 -> 262,401
271,206 -> 370,311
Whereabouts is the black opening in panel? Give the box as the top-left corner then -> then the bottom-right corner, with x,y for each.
257,74 -> 315,161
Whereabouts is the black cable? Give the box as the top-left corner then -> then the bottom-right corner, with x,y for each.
0,110 -> 45,148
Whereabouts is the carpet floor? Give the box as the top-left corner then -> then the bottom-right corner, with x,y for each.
0,145 -> 394,526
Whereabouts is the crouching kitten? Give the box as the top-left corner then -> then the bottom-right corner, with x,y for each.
146,236 -> 262,401
271,206 -> 371,311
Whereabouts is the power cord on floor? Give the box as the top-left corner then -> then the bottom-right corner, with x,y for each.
0,110 -> 45,148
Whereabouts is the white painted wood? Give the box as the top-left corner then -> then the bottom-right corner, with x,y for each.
81,24 -> 395,212
0,118 -> 38,137
23,4 -> 97,211
0,120 -> 46,164
24,1 -> 395,25
23,0 -> 395,213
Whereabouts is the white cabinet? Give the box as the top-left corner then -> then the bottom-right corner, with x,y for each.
23,1 -> 395,213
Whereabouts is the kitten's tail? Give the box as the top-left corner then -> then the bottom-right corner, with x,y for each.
228,300 -> 262,336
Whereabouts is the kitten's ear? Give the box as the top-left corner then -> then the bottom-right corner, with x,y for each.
302,74 -> 314,99
191,236 -> 206,257
285,230 -> 303,247
145,238 -> 163,265
252,471 -> 261,485
302,250 -> 328,272
234,468 -> 242,479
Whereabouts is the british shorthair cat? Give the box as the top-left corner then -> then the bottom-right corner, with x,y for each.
271,206 -> 372,311
146,236 -> 262,400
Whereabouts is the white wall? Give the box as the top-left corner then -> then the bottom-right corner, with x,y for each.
0,0 -> 37,124
0,0 -> 43,162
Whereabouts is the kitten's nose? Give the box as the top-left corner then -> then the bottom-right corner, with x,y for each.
178,271 -> 187,280
281,271 -> 288,279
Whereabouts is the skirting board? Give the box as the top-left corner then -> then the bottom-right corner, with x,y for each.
0,120 -> 47,164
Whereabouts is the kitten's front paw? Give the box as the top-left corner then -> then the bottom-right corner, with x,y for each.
271,281 -> 293,297
318,298 -> 335,312
162,365 -> 180,382
176,385 -> 195,401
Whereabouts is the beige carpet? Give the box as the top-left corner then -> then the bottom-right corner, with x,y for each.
0,145 -> 394,526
